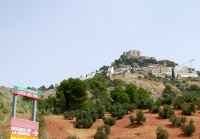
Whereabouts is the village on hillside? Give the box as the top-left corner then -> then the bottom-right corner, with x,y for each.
79,50 -> 198,80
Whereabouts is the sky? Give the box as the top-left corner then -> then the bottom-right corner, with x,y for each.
0,0 -> 200,88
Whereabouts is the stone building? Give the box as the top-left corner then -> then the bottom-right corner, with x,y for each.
123,50 -> 141,58
123,50 -> 155,60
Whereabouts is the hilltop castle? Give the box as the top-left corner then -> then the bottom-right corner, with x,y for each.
123,50 -> 155,60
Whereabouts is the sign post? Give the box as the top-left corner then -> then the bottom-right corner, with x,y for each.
32,99 -> 37,122
11,85 -> 41,139
12,94 -> 17,118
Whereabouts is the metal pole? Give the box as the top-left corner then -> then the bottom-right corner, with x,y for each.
12,94 -> 17,118
32,99 -> 37,121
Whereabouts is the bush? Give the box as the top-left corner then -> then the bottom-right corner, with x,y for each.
75,109 -> 96,128
180,119 -> 196,136
169,115 -> 186,127
109,104 -> 126,119
63,110 -> 75,120
162,95 -> 174,105
67,135 -> 79,139
149,104 -> 160,114
156,127 -> 169,139
122,103 -> 136,114
97,106 -> 105,119
135,111 -> 146,125
137,99 -> 153,109
159,105 -> 174,119
129,115 -> 135,124
104,124 -> 111,134
173,96 -> 185,109
94,126 -> 108,139
181,103 -> 196,116
103,117 -> 116,126
196,98 -> 200,110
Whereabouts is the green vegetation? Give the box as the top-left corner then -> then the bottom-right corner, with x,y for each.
129,115 -> 135,124
114,55 -> 177,68
67,135 -> 79,139
56,78 -> 88,112
63,110 -> 75,120
94,126 -> 109,139
102,117 -> 116,126
181,102 -> 196,116
104,124 -> 111,134
159,105 -> 174,119
180,119 -> 196,136
135,111 -> 146,125
89,80 -> 109,107
169,115 -> 186,127
110,86 -> 130,104
75,108 -> 97,128
156,127 -> 169,139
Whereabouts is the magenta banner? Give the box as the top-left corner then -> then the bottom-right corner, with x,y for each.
10,118 -> 39,137
13,89 -> 41,100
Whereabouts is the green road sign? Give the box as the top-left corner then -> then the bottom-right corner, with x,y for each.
13,86 -> 41,95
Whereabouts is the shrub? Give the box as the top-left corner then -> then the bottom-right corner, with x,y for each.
75,109 -> 95,128
63,110 -> 75,120
103,117 -> 116,126
97,106 -> 105,119
104,124 -> 111,134
122,103 -> 136,114
137,99 -> 153,109
173,96 -> 185,109
135,111 -> 146,125
156,127 -> 169,139
169,115 -> 186,127
149,104 -> 160,114
196,98 -> 200,110
109,104 -> 126,119
181,103 -> 196,116
155,97 -> 162,107
159,105 -> 174,119
180,119 -> 196,136
162,95 -> 174,105
129,115 -> 135,124
67,135 -> 79,139
182,93 -> 196,103
94,126 -> 108,139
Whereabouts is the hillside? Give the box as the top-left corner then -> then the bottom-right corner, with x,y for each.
44,109 -> 200,139
110,73 -> 165,100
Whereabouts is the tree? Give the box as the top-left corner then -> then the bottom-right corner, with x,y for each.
38,85 -> 47,91
125,83 -> 138,104
171,67 -> 175,80
99,65 -> 109,72
89,80 -> 109,107
56,78 -> 87,112
110,86 -> 130,104
47,84 -> 54,90
137,87 -> 150,101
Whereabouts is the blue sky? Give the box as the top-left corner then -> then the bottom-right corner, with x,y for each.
0,0 -> 200,88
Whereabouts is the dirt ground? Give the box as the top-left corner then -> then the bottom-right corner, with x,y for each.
44,109 -> 200,139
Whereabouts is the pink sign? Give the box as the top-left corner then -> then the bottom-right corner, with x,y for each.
13,90 -> 41,100
10,118 -> 39,137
